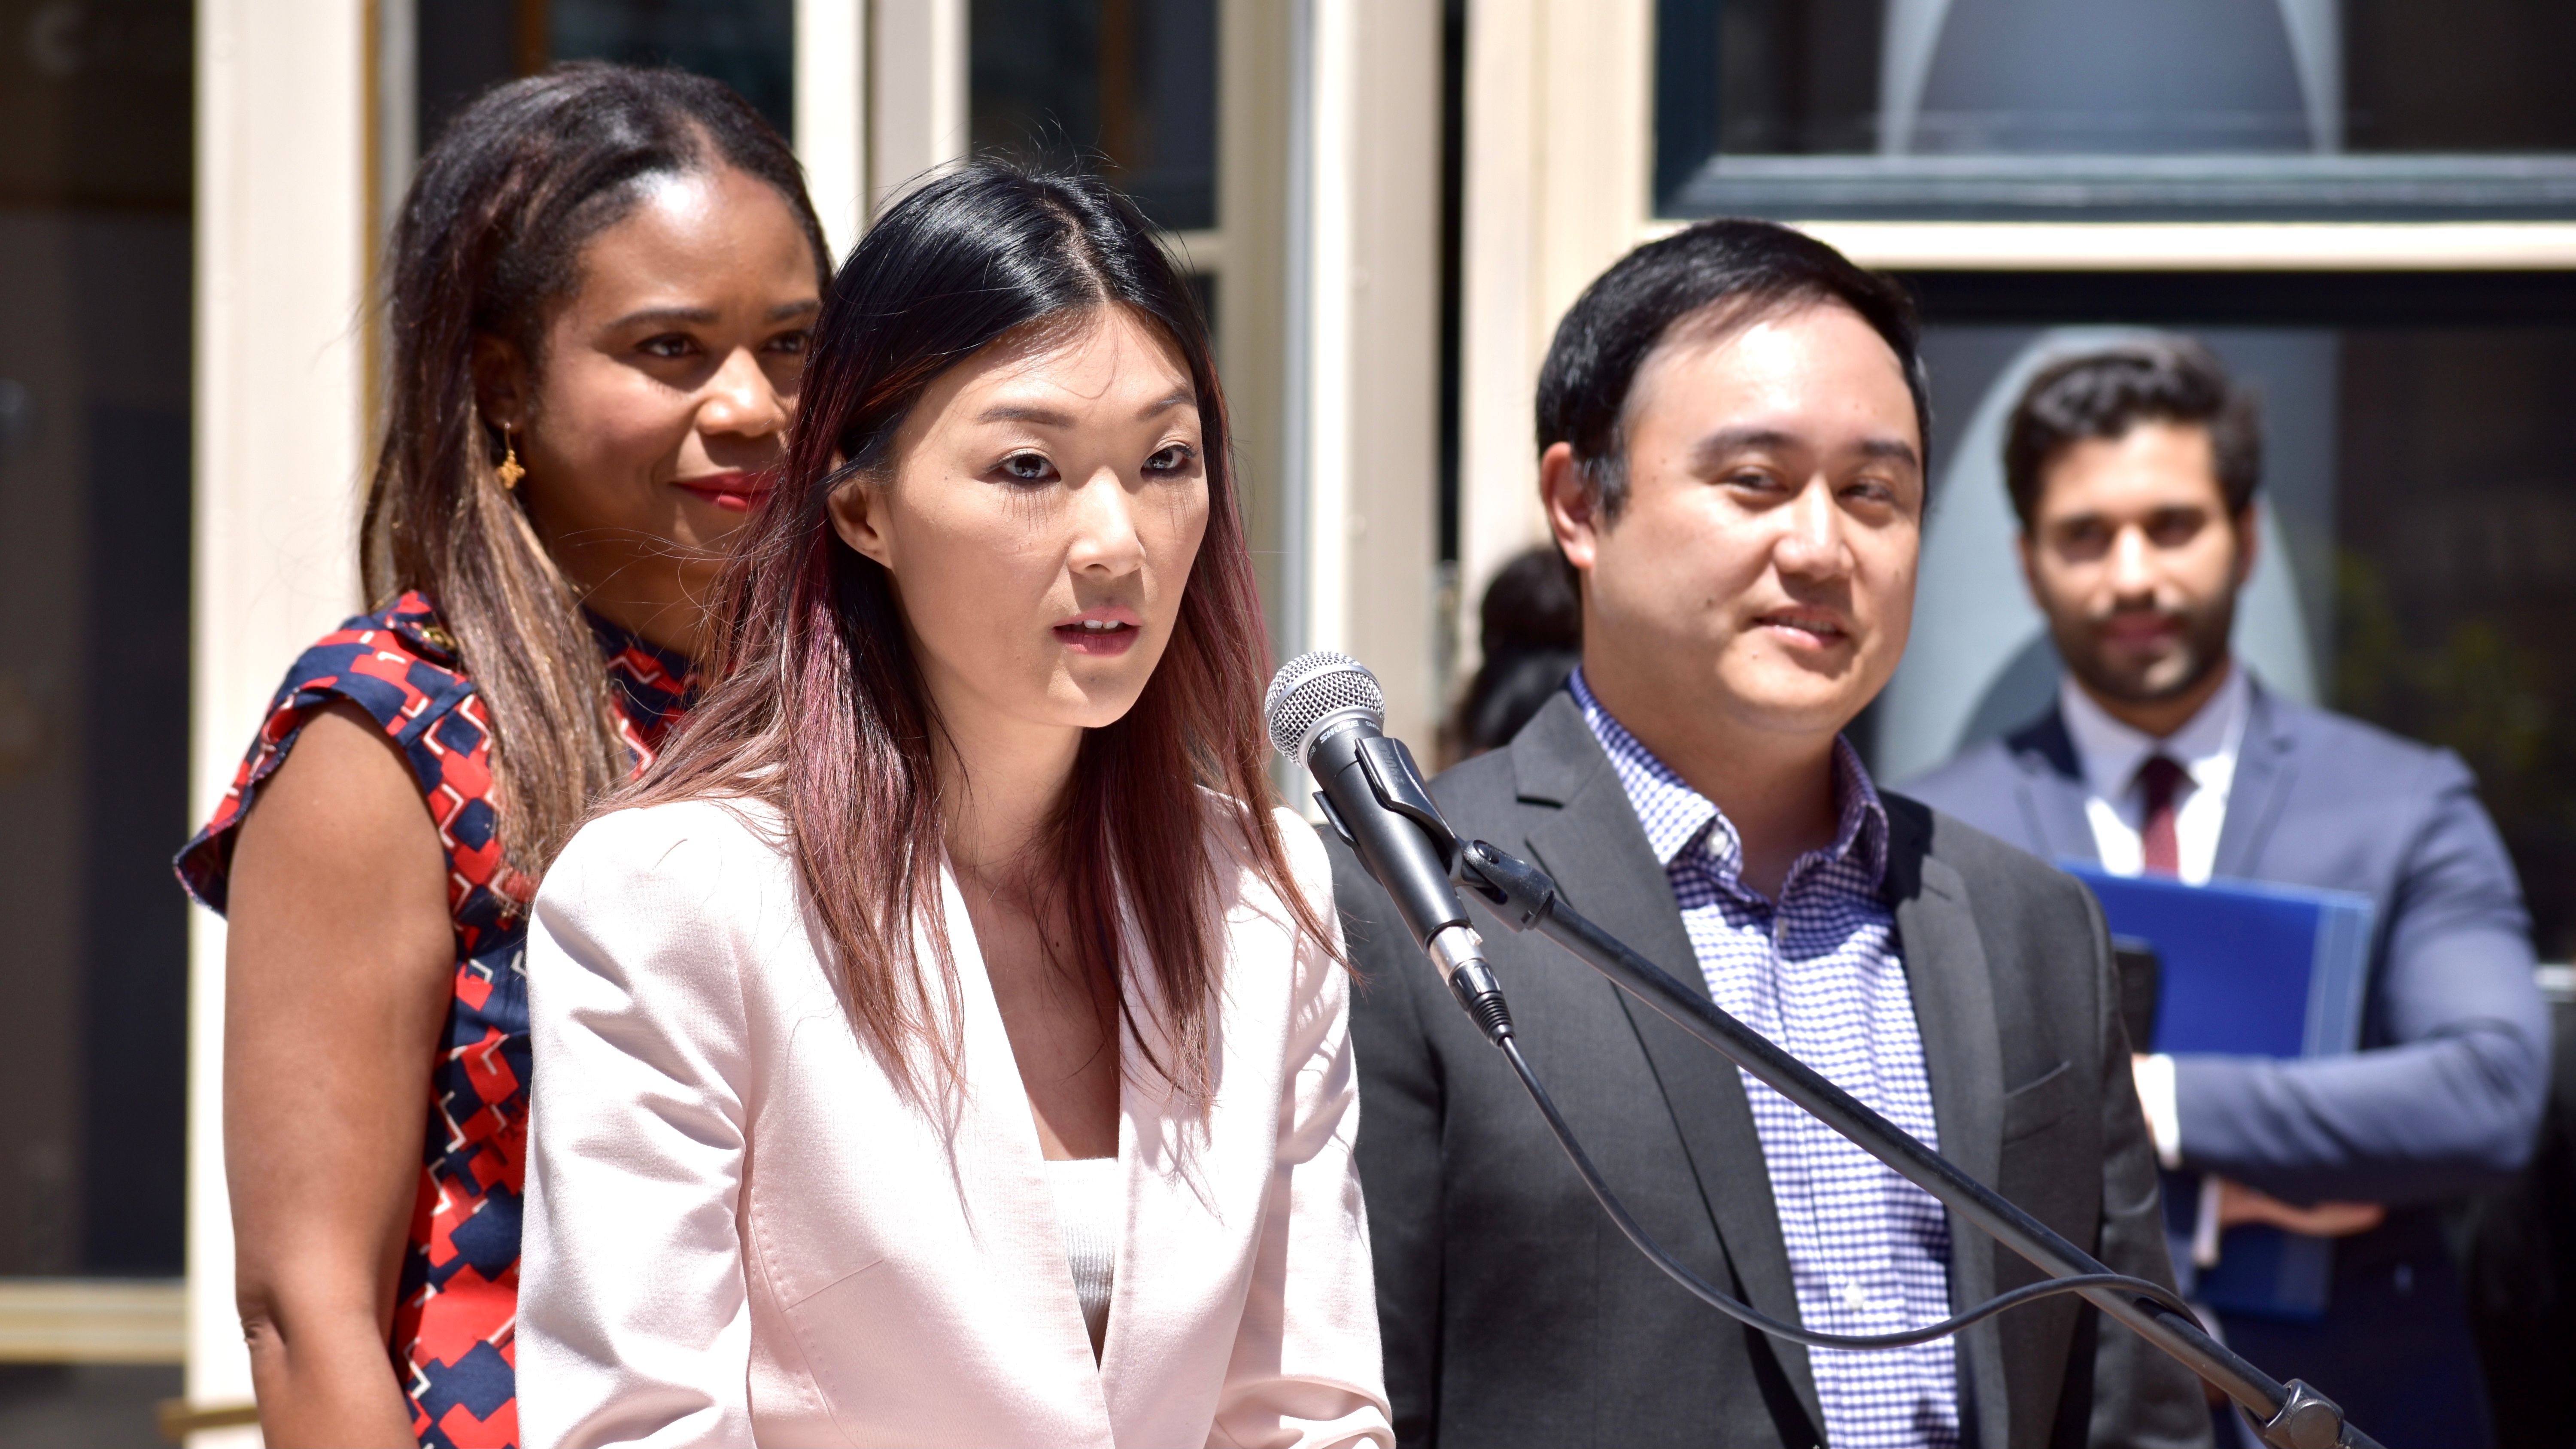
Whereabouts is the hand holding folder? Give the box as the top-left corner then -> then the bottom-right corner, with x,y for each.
2066,863 -> 2376,1322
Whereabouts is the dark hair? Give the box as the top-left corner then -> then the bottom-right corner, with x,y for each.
2004,337 -> 2262,533
1535,219 -> 1929,520
626,163 -> 1319,1104
364,62 -> 831,877
1441,547 -> 1580,763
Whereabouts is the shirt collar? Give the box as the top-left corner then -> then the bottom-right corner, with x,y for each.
1569,667 -> 1889,893
2058,661 -> 2249,801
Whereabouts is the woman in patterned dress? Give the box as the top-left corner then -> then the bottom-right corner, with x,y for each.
176,65 -> 829,1448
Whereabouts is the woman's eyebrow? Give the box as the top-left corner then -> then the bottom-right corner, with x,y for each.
976,404 -> 1078,426
602,304 -> 720,330
975,391 -> 1197,428
598,299 -> 821,330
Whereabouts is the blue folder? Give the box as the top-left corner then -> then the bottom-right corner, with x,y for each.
2061,864 -> 2374,1322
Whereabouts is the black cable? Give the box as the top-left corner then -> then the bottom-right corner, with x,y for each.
1494,1033 -> 2199,1351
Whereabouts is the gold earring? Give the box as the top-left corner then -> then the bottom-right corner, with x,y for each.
495,429 -> 525,490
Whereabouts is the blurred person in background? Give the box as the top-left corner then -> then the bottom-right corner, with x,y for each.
1340,219 -> 2206,1449
1905,339 -> 2548,1448
516,165 -> 1388,1448
1437,544 -> 1581,766
173,65 -> 829,1448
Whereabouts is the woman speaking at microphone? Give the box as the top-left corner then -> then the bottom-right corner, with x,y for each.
178,66 -> 829,1446
517,164 -> 1392,1448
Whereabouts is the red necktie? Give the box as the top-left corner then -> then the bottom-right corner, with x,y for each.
2137,754 -> 2189,877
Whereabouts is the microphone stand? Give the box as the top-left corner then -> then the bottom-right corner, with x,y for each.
1452,837 -> 2382,1449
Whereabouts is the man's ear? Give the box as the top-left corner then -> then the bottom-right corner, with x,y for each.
827,468 -> 894,570
2230,504 -> 2260,589
2014,527 -> 2041,607
1540,442 -> 1604,575
471,334 -> 530,433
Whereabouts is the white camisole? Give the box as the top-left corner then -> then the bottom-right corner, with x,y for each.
1045,1156 -> 1121,1360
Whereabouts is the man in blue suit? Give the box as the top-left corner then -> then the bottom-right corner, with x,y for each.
1905,338 -> 2549,1447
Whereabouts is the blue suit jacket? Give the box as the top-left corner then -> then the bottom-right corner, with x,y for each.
1905,682 -> 2548,1445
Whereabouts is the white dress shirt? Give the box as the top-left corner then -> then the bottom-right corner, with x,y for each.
2058,663 -> 2251,887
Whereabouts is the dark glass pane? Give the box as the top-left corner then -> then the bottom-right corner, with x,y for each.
2347,0 -> 2576,152
2334,329 -> 2576,958
418,0 -> 522,149
970,0 -> 1218,231
418,0 -> 796,153
1880,301 -> 2576,962
1657,0 -> 2576,218
0,1 -> 190,208
1654,0 -> 1879,197
0,0 -> 193,1278
0,1364 -> 188,1446
551,0 -> 795,137
1438,0 -> 1465,565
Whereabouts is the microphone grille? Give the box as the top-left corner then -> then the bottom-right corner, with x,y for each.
1264,650 -> 1385,761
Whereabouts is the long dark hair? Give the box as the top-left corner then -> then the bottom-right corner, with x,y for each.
365,62 -> 830,878
629,164 -> 1316,1103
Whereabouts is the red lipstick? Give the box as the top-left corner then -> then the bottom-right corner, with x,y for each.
674,470 -> 774,513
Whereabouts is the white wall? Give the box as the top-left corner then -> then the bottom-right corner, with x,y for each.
1454,0 -> 1653,677
1289,0 -> 1444,749
794,0 -> 869,260
190,0 -> 376,1439
869,0 -> 969,213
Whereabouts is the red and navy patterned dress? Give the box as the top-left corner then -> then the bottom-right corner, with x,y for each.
176,590 -> 693,1449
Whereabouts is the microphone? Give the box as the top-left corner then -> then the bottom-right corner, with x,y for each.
1264,652 -> 1513,1043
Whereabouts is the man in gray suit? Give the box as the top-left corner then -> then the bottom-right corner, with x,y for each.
1904,339 -> 2549,1447
1336,220 -> 2207,1449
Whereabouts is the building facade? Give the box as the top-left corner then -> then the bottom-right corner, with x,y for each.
0,0 -> 2568,1440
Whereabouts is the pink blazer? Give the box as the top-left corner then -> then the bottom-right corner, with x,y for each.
518,797 -> 1392,1449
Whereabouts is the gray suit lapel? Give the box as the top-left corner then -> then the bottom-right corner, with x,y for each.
1886,809 -> 2011,1449
2214,682 -> 2296,881
2009,708 -> 2097,865
1509,697 -> 1826,1436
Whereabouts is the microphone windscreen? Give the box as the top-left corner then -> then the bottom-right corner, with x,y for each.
1264,651 -> 1385,762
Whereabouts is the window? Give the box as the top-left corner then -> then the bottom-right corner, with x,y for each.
0,0 -> 193,1294
969,0 -> 1218,233
1655,0 -> 2576,219
1871,291 -> 2576,961
417,0 -> 796,151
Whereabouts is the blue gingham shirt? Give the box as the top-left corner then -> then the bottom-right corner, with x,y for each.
1573,671 -> 1959,1449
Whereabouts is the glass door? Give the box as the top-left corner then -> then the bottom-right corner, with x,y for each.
0,0 -> 194,1437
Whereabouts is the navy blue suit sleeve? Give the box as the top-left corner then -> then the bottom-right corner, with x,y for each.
2171,751 -> 2549,1204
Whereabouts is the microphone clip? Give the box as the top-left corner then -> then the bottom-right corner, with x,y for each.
1455,838 -> 1559,934
1311,734 -> 1461,876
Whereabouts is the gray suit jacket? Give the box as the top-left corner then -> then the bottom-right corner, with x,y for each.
1901,684 -> 2548,1205
1902,683 -> 2549,1441
1337,693 -> 2209,1449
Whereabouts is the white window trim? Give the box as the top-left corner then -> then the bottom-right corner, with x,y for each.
1664,218 -> 2576,273
191,1 -> 375,1440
